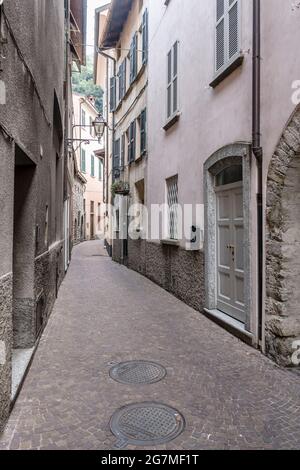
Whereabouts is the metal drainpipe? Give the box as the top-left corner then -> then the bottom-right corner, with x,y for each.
252,0 -> 263,347
97,47 -> 116,257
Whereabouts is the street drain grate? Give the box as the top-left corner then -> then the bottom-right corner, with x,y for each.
109,360 -> 167,385
110,402 -> 185,448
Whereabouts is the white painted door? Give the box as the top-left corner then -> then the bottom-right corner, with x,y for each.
216,182 -> 245,323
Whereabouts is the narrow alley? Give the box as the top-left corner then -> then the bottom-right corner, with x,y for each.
0,241 -> 300,451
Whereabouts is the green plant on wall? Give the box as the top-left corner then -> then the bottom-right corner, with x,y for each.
111,181 -> 130,197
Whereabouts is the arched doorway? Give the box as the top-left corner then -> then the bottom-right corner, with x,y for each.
204,143 -> 255,342
266,107 -> 300,366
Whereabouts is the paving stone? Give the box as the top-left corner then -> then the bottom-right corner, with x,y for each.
0,240 -> 300,450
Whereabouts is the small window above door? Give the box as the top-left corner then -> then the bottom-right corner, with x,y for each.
215,164 -> 243,187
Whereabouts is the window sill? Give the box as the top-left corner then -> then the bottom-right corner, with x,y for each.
135,151 -> 147,163
163,112 -> 180,131
209,54 -> 244,89
161,239 -> 180,247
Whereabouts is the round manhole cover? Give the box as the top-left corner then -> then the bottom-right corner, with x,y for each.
110,402 -> 185,447
109,360 -> 167,385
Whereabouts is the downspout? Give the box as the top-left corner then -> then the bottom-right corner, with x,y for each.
252,0 -> 263,347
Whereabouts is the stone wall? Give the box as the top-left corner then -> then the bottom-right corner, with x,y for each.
126,239 -> 206,313
266,106 -> 300,366
112,237 -> 123,264
34,242 -> 64,338
0,0 -> 66,432
0,274 -> 12,433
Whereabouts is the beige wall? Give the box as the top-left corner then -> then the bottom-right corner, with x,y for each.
73,93 -> 105,240
114,0 -> 148,207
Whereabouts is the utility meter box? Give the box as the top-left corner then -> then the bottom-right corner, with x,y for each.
186,225 -> 203,251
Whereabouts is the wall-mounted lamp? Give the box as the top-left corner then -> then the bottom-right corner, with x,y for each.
92,115 -> 106,141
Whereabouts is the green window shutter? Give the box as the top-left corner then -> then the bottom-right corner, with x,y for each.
122,60 -> 127,98
130,33 -> 138,84
140,108 -> 147,154
110,76 -> 116,111
113,139 -> 120,170
142,9 -> 149,65
129,39 -> 133,83
132,120 -> 136,161
128,121 -> 136,163
121,134 -> 125,169
91,155 -> 95,177
81,148 -> 86,173
117,65 -> 122,102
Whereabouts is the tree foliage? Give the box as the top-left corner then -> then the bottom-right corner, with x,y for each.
72,56 -> 103,113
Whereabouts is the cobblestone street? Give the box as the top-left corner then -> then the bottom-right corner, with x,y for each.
1,241 -> 300,450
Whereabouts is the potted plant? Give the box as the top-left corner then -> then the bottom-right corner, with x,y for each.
111,180 -> 130,197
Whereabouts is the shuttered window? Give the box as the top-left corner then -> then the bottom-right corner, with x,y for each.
81,148 -> 86,173
142,9 -> 149,65
110,76 -> 116,112
166,175 -> 179,240
113,138 -> 120,170
215,0 -> 240,73
130,33 -> 138,84
91,155 -> 95,177
121,134 -> 125,169
167,41 -> 179,120
140,108 -> 147,154
128,121 -> 136,163
118,60 -> 127,102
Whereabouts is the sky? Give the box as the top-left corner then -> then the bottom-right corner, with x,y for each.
86,0 -> 110,56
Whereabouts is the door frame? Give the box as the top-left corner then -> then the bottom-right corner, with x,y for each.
204,143 -> 254,335
215,181 -> 245,322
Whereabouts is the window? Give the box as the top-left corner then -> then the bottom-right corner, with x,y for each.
215,0 -> 240,73
99,159 -> 103,181
110,76 -> 116,111
129,33 -> 138,84
81,148 -> 86,173
90,201 -> 94,213
128,121 -> 136,163
166,175 -> 179,240
140,108 -> 147,154
81,109 -> 86,127
121,134 -> 125,169
167,42 -> 179,120
118,60 -> 127,102
91,155 -> 95,177
113,138 -> 120,170
216,164 -> 243,186
142,9 -> 149,65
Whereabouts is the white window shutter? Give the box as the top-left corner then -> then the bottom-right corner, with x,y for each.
216,0 -> 225,71
228,0 -> 239,59
215,0 -> 240,73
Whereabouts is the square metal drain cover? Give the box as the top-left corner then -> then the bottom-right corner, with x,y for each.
110,402 -> 185,448
109,360 -> 167,385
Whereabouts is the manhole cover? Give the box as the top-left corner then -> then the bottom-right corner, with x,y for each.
109,360 -> 167,385
110,402 -> 185,448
